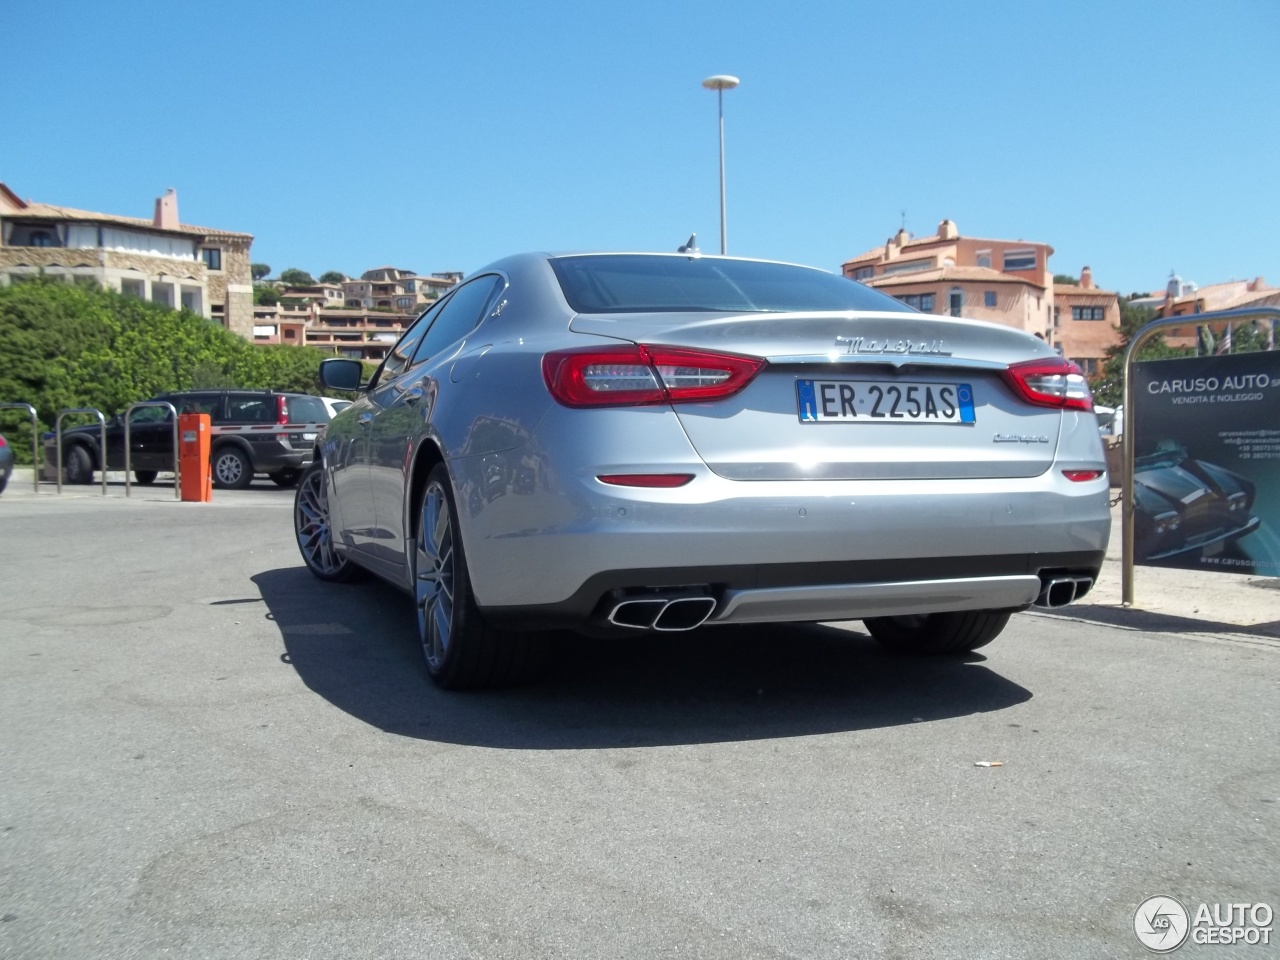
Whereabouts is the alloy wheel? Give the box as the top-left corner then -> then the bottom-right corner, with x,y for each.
295,468 -> 344,575
215,452 -> 244,486
415,479 -> 455,671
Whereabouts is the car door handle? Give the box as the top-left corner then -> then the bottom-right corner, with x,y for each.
357,412 -> 374,425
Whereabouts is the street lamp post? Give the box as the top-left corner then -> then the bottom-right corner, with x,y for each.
702,74 -> 739,255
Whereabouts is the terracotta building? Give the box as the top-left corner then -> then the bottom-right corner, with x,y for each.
342,266 -> 457,311
1052,267 -> 1122,375
0,183 -> 255,338
841,219 -> 1120,373
250,266 -> 462,357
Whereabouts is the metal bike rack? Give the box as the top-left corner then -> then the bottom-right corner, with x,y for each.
123,401 -> 180,499
1121,306 -> 1280,605
55,408 -> 108,496
0,402 -> 40,493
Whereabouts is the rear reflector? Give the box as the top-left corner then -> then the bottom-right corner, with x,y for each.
1004,357 -> 1094,411
544,345 -> 764,407
597,474 -> 695,487
1062,469 -> 1104,482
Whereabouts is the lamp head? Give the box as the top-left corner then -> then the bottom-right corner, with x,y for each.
701,75 -> 740,91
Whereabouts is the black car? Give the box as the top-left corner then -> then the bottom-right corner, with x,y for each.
1134,443 -> 1260,561
45,390 -> 330,490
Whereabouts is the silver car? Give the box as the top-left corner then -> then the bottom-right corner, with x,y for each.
294,252 -> 1110,688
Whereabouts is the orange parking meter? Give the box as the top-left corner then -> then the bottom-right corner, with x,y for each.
178,413 -> 213,502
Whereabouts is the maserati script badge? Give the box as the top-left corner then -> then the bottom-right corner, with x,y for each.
834,336 -> 951,357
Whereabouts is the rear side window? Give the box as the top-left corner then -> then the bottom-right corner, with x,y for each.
172,394 -> 222,418
285,395 -> 329,423
550,254 -> 913,315
226,396 -> 276,423
375,300 -> 445,385
412,275 -> 504,364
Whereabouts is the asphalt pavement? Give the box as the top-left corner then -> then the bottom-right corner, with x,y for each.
1,472 -> 1277,959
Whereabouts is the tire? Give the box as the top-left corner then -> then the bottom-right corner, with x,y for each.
270,469 -> 301,488
294,463 -> 363,582
0,473 -> 8,495
134,470 -> 158,485
864,610 -> 1012,655
414,463 -> 544,689
65,444 -> 95,485
211,446 -> 253,490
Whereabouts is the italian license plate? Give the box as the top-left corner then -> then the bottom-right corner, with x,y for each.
797,380 -> 975,424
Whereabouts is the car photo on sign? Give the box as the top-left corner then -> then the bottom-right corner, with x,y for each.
1134,442 -> 1261,562
293,251 -> 1111,689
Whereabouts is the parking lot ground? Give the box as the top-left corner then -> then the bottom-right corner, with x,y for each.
1,480 -> 1277,959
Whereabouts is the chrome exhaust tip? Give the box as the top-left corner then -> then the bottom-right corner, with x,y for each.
653,596 -> 717,631
606,593 -> 717,631
1035,577 -> 1078,608
608,598 -> 668,629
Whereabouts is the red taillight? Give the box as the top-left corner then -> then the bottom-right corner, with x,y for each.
542,345 -> 765,408
1062,469 -> 1105,482
1004,357 -> 1093,411
0,436 -> 7,447
597,473 -> 694,487
276,395 -> 289,424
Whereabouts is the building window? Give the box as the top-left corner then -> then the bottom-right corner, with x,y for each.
285,329 -> 296,340
396,296 -> 414,309
1003,250 -> 1036,271
976,252 -> 992,269
894,293 -> 935,313
29,231 -> 55,247
1073,358 -> 1099,375
1071,306 -> 1105,321
984,291 -> 997,308
881,258 -> 933,276
949,287 -> 963,317
201,248 -> 222,271
852,266 -> 874,281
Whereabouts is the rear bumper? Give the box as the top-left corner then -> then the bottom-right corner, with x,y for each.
238,441 -> 310,474
453,451 -> 1112,617
482,555 -> 1104,630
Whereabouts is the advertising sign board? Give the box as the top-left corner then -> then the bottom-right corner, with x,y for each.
1131,351 -> 1280,576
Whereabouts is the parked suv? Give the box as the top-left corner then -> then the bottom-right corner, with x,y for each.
44,390 -> 330,489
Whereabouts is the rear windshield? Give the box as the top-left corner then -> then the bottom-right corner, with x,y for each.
550,254 -> 913,315
284,395 -> 330,423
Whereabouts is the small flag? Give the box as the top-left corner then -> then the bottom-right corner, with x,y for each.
1216,324 -> 1233,355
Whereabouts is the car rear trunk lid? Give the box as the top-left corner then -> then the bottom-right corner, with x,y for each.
569,310 -> 1064,480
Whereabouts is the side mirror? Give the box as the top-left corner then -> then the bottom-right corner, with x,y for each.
319,358 -> 364,392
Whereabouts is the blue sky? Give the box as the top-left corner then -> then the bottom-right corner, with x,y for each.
5,0 -> 1277,295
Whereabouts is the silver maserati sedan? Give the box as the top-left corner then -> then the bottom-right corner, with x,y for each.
294,252 -> 1110,688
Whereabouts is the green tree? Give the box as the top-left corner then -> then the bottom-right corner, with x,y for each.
319,271 -> 346,284
1089,298 -> 1192,408
279,268 -> 315,286
1053,273 -> 1078,285
251,263 -> 272,281
253,283 -> 279,306
0,278 -> 329,463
